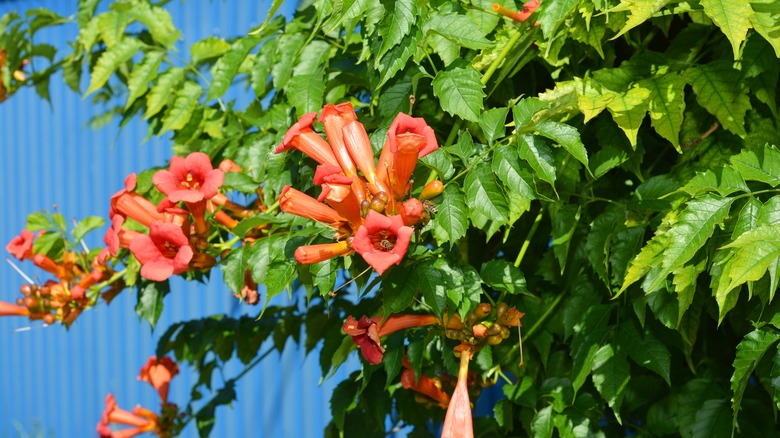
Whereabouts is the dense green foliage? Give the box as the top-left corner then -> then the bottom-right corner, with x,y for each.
3,0 -> 780,436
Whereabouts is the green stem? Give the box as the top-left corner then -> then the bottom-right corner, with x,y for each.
525,292 -> 565,341
264,200 -> 280,214
514,207 -> 544,268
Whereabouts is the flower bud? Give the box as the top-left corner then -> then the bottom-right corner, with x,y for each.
475,303 -> 492,318
472,324 -> 487,339
420,180 -> 444,200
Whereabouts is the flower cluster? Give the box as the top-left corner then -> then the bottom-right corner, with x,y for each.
2,230 -> 120,326
276,103 -> 442,275
0,49 -> 27,103
97,356 -> 180,438
492,0 -> 541,23
105,152 -> 249,282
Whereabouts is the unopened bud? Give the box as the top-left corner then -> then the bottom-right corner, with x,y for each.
475,303 -> 492,318
360,199 -> 371,216
23,296 -> 37,309
43,313 -> 56,325
486,334 -> 503,346
420,180 -> 444,200
472,324 -> 488,339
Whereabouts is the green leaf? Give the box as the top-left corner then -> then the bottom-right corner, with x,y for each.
160,81 -> 202,134
643,73 -> 686,151
532,405 -> 555,438
479,107 -> 509,145
550,203 -> 581,272
418,264 -> 446,318
383,267 -> 418,314
533,120 -> 589,167
250,39 -> 276,97
691,399 -> 732,438
480,260 -> 528,295
612,0 -> 671,39
423,12 -> 492,50
144,67 -> 185,119
124,1 -> 179,47
420,148 -> 455,180
375,30 -> 420,88
223,172 -> 259,193
591,344 -> 630,423
376,0 -> 416,60
221,246 -> 248,294
432,60 -> 485,122
27,212 -> 54,231
432,184 -> 469,244
684,61 -> 750,136
465,163 -> 509,224
701,0 -> 752,59
729,144 -> 780,187
646,195 -> 734,292
207,35 -> 262,101
517,134 -> 556,186
85,37 -> 144,96
96,10 -> 129,49
330,376 -> 359,430
492,144 -> 537,201
731,328 -> 780,421
135,279 -> 170,330
619,322 -> 672,385
605,85 -> 650,148
512,97 -> 549,129
73,216 -> 105,243
125,51 -> 164,110
679,167 -> 749,197
538,0 -> 578,40
271,33 -> 306,90
286,74 -> 325,117
718,225 -> 780,297
191,37 -> 231,64
750,0 -> 780,57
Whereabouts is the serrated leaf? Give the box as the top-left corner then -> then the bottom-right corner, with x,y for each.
27,212 -> 54,232
612,0 -> 671,40
538,0 -> 579,40
271,33 -> 306,90
646,195 -> 733,292
465,163 -> 509,224
160,81 -> 202,134
423,12 -> 492,49
191,37 -> 231,65
750,1 -> 780,57
701,0 -> 752,59
420,148 -> 455,180
619,323 -> 671,384
432,184 -> 469,244
73,216 -> 105,243
375,30 -> 419,88
383,267 -> 418,314
680,167 -> 749,197
532,405 -> 555,438
492,144 -> 537,201
718,225 -> 780,298
619,227 -> 670,294
479,107 -> 509,145
377,0 -> 416,60
691,399 -> 732,438
684,61 -> 750,136
330,377 -> 359,430
286,74 -> 325,117
517,134 -> 556,186
729,144 -> 780,187
513,97 -> 549,128
533,120 -> 589,167
550,203 -> 581,272
731,328 -> 780,422
432,60 -> 485,122
144,67 -> 184,119
207,35 -> 262,101
221,246 -> 248,294
644,73 -> 686,151
605,85 -> 649,148
591,344 -> 630,423
96,10 -> 129,49
85,38 -> 144,96
586,207 -> 625,286
125,51 -> 164,110
480,260 -> 527,295
135,279 -> 170,330
124,1 -> 179,47
418,264 -> 446,318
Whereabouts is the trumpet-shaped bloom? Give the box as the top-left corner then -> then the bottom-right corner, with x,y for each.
343,120 -> 389,194
386,112 -> 439,158
138,356 -> 179,403
320,103 -> 358,176
351,211 -> 413,275
129,221 -> 193,281
153,152 -> 224,204
6,230 -> 34,260
343,314 -> 440,364
401,368 -> 450,408
441,350 -> 474,438
276,112 -> 340,167
97,393 -> 157,438
0,300 -> 30,317
110,173 -> 164,227
104,215 -> 144,256
392,133 -> 427,198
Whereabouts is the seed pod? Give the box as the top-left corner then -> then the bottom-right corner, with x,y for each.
486,335 -> 503,346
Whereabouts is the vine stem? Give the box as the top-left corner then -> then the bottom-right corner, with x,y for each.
524,292 -> 565,341
514,207 -> 544,268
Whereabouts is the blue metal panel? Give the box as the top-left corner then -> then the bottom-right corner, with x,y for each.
0,2 -> 360,437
